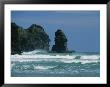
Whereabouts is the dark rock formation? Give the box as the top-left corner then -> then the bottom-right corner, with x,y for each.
26,24 -> 50,51
11,22 -> 23,54
11,22 -> 50,54
52,29 -> 68,53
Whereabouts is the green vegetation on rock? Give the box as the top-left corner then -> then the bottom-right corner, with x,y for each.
11,23 -> 50,54
11,23 -> 74,54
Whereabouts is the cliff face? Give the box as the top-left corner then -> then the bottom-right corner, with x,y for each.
11,23 -> 50,54
52,29 -> 68,53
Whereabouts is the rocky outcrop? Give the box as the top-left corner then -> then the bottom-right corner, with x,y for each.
52,29 -> 68,53
11,22 -> 50,54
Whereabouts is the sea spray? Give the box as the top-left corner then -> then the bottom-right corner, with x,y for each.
11,50 -> 100,77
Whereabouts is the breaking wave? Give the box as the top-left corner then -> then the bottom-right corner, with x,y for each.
11,50 -> 100,77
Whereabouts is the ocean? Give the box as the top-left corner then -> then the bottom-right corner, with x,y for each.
11,50 -> 100,77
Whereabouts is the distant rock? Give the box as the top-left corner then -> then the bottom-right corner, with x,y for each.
52,29 -> 68,53
26,24 -> 50,51
11,23 -> 50,54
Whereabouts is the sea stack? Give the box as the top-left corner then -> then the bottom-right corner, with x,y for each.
52,29 -> 68,53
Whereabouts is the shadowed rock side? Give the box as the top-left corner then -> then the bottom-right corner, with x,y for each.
52,29 -> 68,53
11,23 -> 50,54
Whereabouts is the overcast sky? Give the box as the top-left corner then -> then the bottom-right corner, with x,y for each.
11,11 -> 100,52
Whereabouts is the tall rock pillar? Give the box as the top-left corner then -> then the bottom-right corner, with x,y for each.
52,29 -> 68,53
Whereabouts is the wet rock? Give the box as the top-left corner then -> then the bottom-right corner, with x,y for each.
52,29 -> 68,53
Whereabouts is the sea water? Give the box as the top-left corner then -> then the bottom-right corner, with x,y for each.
11,50 -> 100,77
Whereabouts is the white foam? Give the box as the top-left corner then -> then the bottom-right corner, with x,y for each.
11,54 -> 76,59
11,53 -> 100,64
21,50 -> 47,55
60,59 -> 99,64
34,65 -> 56,70
80,55 -> 99,60
11,54 -> 99,60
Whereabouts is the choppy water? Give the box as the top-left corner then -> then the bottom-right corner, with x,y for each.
11,50 -> 100,77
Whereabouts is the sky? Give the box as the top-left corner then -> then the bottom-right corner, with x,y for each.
11,11 -> 100,52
